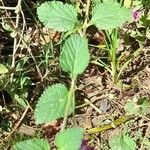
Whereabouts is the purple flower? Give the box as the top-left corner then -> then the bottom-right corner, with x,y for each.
80,140 -> 94,150
132,10 -> 141,22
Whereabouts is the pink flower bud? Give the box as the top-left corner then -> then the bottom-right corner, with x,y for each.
132,10 -> 141,22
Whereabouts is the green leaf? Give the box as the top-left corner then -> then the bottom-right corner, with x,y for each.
37,1 -> 78,32
109,134 -> 136,150
91,0 -> 131,30
0,63 -> 9,74
138,97 -> 150,115
60,34 -> 90,78
144,139 -> 150,149
34,84 -> 69,124
124,0 -> 132,8
124,100 -> 140,115
92,0 -> 102,6
14,94 -> 28,109
55,127 -> 84,150
13,139 -> 50,150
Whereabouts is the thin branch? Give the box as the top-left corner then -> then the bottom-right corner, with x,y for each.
84,98 -> 102,114
16,10 -> 26,50
0,6 -> 16,10
10,0 -> 22,81
4,106 -> 30,141
0,0 -> 15,27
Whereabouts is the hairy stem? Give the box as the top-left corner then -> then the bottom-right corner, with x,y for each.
111,29 -> 118,83
62,77 -> 76,130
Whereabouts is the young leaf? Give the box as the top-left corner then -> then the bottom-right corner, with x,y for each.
37,1 -> 78,32
91,0 -> 131,30
124,100 -> 140,115
12,139 -> 50,150
0,63 -> 8,74
124,0 -> 132,8
60,34 -> 90,78
138,97 -> 150,115
14,94 -> 28,109
55,127 -> 84,150
109,134 -> 136,150
34,84 -> 69,124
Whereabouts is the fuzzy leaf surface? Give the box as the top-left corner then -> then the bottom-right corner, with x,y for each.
13,139 -> 50,150
34,84 -> 68,124
91,0 -> 131,30
109,134 -> 136,150
124,100 -> 140,115
55,127 -> 84,150
37,1 -> 77,32
60,34 -> 89,77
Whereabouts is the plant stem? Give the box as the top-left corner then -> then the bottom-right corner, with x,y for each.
62,76 -> 76,130
83,0 -> 91,35
0,6 -> 16,10
11,0 -> 22,82
117,48 -> 141,79
87,115 -> 133,134
5,105 -> 30,141
110,29 -> 118,83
